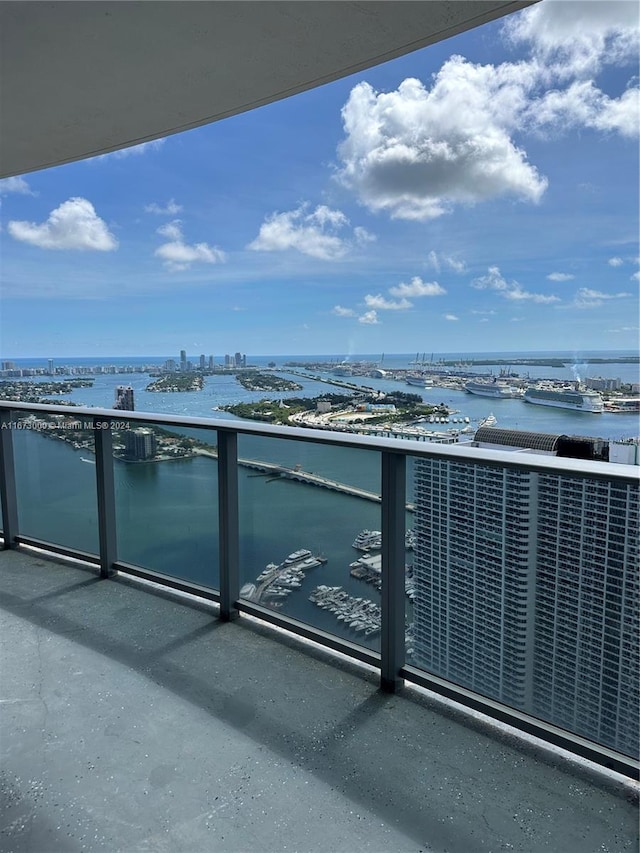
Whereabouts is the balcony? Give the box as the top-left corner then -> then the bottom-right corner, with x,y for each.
1,400 -> 639,851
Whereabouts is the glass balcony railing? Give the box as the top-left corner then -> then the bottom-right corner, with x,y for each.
0,400 -> 638,778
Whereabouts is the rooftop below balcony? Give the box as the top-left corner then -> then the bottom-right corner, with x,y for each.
1,547 -> 637,853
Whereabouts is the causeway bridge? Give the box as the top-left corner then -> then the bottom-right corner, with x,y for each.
193,448 -> 415,511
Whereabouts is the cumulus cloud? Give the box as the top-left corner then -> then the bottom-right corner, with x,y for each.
364,293 -> 412,311
504,0 -> 639,80
608,256 -> 624,266
530,80 -> 640,138
145,199 -> 182,215
155,220 -> 225,271
547,272 -> 575,281
331,274 -> 443,322
336,5 -> 638,220
248,203 -> 371,260
8,197 -> 117,251
631,271 -> 640,282
337,73 -> 547,221
574,286 -> 632,307
444,314 -> 459,321
389,276 -> 446,298
472,266 -> 560,303
0,176 -> 36,196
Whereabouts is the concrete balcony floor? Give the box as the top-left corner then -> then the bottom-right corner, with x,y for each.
1,548 -> 637,853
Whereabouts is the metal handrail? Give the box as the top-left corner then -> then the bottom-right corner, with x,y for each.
0,399 -> 638,778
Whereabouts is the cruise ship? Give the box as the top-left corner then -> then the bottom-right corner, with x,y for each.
523,387 -> 604,413
406,373 -> 434,388
465,379 -> 519,398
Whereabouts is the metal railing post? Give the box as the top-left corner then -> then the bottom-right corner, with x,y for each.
218,430 -> 239,621
380,451 -> 406,692
0,410 -> 19,549
93,418 -> 117,578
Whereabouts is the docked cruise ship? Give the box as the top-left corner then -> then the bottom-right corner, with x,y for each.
465,378 -> 519,398
523,386 -> 604,413
406,373 -> 434,387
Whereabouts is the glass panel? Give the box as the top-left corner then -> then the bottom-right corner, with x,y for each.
114,421 -> 219,589
13,410 -> 99,553
406,451 -> 639,759
238,434 -> 382,653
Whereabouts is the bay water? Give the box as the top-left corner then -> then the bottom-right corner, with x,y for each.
7,351 -> 639,652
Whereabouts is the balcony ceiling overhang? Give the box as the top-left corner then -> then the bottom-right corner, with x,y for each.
0,0 -> 535,178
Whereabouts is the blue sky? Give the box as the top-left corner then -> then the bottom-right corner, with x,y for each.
1,0 -> 638,359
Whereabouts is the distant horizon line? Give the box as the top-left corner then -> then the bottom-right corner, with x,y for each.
2,348 -> 637,362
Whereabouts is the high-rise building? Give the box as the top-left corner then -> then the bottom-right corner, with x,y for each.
114,385 -> 135,411
208,355 -> 214,370
48,359 -> 54,375
224,354 -> 232,368
199,354 -> 205,370
123,428 -> 156,461
164,359 -> 176,372
412,429 -> 639,755
180,350 -> 187,370
234,352 -> 242,367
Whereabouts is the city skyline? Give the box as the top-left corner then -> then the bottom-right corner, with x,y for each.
1,2 -> 638,358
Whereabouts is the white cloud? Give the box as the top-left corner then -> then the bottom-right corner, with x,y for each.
145,199 -> 182,216
155,220 -> 225,271
94,139 -> 165,161
505,287 -> 560,304
631,271 -> 640,282
358,310 -> 380,325
574,286 -> 632,307
472,266 -> 510,292
479,318 -> 490,323
472,265 -> 560,303
427,250 -> 466,273
608,256 -> 624,266
337,72 -> 547,221
504,0 -> 639,80
353,226 -> 376,245
471,309 -> 496,315
337,5 -> 638,221
427,250 -> 440,272
0,176 -> 36,196
577,287 -> 631,299
389,276 -> 446,298
8,197 -> 117,251
157,220 -> 183,241
248,203 -> 369,260
364,293 -> 412,311
530,80 -> 640,139
444,314 -> 459,321
446,256 -> 467,274
332,305 -> 356,317
547,272 -> 575,282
